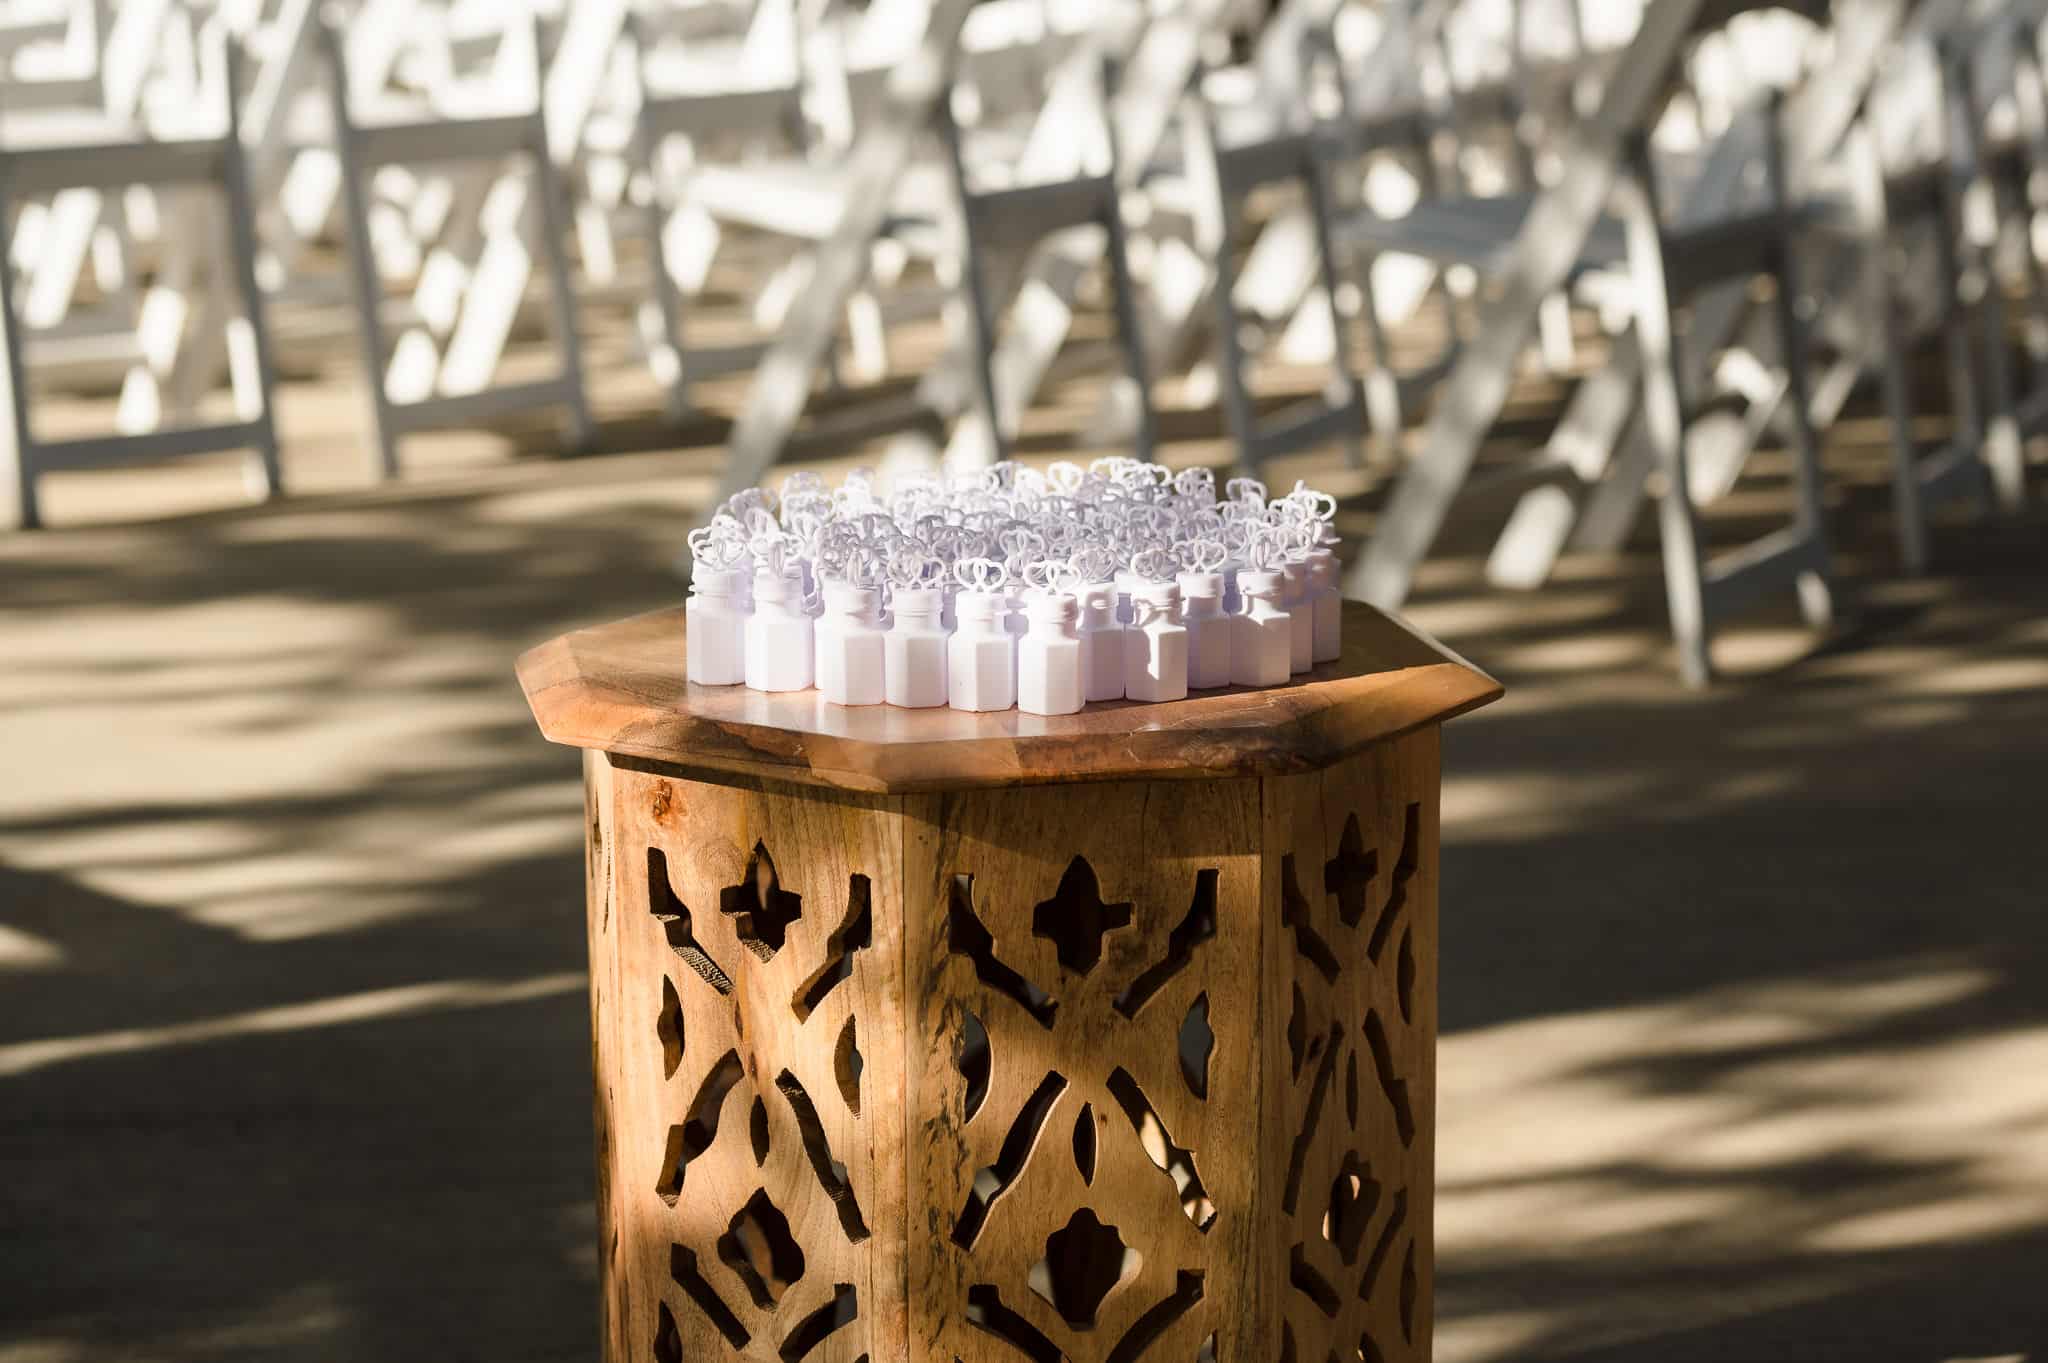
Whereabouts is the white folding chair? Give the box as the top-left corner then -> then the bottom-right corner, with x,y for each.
922,0 -> 1242,470
1615,94 -> 1834,686
939,49 -> 1156,464
1181,77 -> 1366,474
1481,0 -> 1914,587
0,36 -> 280,529
318,16 -> 591,478
1335,0 -> 1873,684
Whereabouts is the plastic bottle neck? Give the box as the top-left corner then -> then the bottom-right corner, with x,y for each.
823,582 -> 881,623
753,568 -> 805,614
1177,571 -> 1223,617
955,590 -> 1006,634
890,586 -> 944,627
1238,569 -> 1286,611
690,567 -> 743,601
1025,593 -> 1079,634
1131,582 -> 1182,627
1079,583 -> 1119,629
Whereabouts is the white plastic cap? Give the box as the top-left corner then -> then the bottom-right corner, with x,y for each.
1026,592 -> 1080,624
823,581 -> 880,614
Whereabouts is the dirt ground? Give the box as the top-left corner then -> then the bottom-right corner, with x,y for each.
2,297 -> 2045,1362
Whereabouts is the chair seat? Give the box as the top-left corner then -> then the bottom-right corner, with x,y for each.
685,160 -> 949,241
1,129 -> 230,194
1335,194 -> 1633,276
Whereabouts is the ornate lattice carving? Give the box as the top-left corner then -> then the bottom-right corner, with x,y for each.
909,779 -> 1263,1363
616,771 -> 902,1363
1270,737 -> 1436,1363
592,741 -> 1437,1363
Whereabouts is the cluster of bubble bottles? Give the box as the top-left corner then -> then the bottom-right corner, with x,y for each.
683,459 -> 1344,717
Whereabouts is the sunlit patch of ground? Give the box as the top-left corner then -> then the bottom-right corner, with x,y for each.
2,271 -> 2043,1361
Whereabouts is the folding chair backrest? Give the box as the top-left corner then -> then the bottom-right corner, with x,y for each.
941,46 -> 1155,464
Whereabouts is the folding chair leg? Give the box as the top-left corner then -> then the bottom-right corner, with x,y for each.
322,24 -> 401,479
1770,225 -> 1833,630
1207,183 -> 1259,477
1617,163 -> 1714,685
1970,228 -> 2028,511
1102,199 -> 1156,461
633,114 -> 690,423
221,42 -> 286,500
528,123 -> 594,452
2004,31 -> 2048,392
0,174 -> 38,530
1876,272 -> 1932,574
1353,249 -> 1405,464
1932,204 -> 1992,515
1947,46 -> 2029,510
1303,155 -> 1365,469
938,99 -> 1009,468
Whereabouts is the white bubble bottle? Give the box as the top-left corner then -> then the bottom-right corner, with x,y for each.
1018,563 -> 1084,716
1281,541 -> 1314,675
1176,538 -> 1231,690
948,558 -> 1016,713
815,571 -> 886,706
886,587 -> 950,708
1308,544 -> 1342,664
884,555 -> 950,708
744,544 -> 815,693
1283,483 -> 1344,664
1232,554 -> 1293,689
1124,552 -> 1188,703
684,528 -> 748,687
1067,546 -> 1125,703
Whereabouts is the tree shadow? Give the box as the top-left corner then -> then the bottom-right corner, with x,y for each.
0,383 -> 2042,1361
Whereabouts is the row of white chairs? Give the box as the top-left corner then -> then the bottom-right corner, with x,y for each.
0,0 -> 1594,528
2,0 -> 2041,688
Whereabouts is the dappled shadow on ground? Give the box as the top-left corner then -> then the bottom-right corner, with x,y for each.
1409,501 -> 2048,1360
1,431 -> 2043,1360
0,471 -> 697,1363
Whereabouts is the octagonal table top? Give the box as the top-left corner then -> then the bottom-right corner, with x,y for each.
517,599 -> 1500,794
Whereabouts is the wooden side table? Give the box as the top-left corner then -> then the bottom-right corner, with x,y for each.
519,601 -> 1499,1363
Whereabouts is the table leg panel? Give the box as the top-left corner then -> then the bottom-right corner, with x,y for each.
903,778 -> 1266,1363
1262,730 -> 1440,1363
601,767 -> 910,1363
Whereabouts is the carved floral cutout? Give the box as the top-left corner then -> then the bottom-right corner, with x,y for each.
1324,813 -> 1378,929
1032,856 -> 1133,976
717,1188 -> 804,1309
1033,1207 -> 1138,1328
1280,800 -> 1427,1361
1114,870 -> 1218,1019
643,810 -> 881,1359
778,1284 -> 858,1361
950,875 -> 1057,1027
793,876 -> 871,1020
658,976 -> 684,1080
1178,993 -> 1213,1100
954,1071 -> 1068,1250
648,848 -> 734,994
721,841 -> 803,958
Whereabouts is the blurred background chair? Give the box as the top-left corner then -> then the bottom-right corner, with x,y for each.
0,0 -> 2041,683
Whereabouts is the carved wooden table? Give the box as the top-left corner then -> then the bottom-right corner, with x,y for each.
518,600 -> 1499,1363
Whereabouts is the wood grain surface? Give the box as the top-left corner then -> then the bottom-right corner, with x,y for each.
902,777 -> 1265,1363
1262,730 -> 1439,1363
520,600 -> 1499,793
597,765 -> 910,1363
586,737 -> 1445,1362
